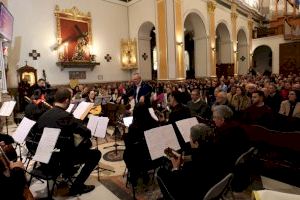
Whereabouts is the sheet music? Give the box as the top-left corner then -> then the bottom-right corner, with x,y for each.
72,101 -> 94,120
87,115 -> 99,135
253,190 -> 300,200
94,117 -> 109,138
33,128 -> 60,164
144,124 -> 180,160
148,108 -> 159,121
12,117 -> 36,144
175,117 -> 199,142
66,103 -> 75,113
0,101 -> 16,116
123,116 -> 133,127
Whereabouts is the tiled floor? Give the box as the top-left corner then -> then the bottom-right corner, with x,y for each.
3,122 -> 300,200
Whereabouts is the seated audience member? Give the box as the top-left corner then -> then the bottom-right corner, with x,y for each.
187,89 -> 211,119
123,103 -> 158,186
227,85 -> 237,106
28,88 -> 101,195
168,91 -> 191,124
156,124 -> 226,200
279,90 -> 300,118
231,86 -> 251,113
24,89 -> 50,121
265,83 -> 281,113
242,90 -> 273,127
0,135 -> 34,200
212,91 -> 231,110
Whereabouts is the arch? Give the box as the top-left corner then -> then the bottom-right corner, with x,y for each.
237,29 -> 248,75
138,21 -> 156,80
183,9 -> 208,36
237,26 -> 248,42
216,20 -> 232,39
252,45 -> 272,74
184,11 -> 208,78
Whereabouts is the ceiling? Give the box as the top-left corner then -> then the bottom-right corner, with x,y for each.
118,0 -> 132,2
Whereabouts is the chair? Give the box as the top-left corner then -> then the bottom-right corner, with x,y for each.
203,173 -> 234,200
231,147 -> 258,192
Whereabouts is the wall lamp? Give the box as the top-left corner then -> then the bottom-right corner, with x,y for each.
176,41 -> 183,46
211,47 -> 216,52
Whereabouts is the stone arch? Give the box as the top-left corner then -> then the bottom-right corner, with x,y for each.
252,45 -> 272,74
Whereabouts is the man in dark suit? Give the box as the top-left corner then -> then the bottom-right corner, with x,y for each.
28,88 -> 101,196
131,72 -> 152,106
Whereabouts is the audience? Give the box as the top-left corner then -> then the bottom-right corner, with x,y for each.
187,89 -> 211,119
279,90 -> 300,118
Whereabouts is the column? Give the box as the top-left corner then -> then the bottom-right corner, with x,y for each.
248,15 -> 253,70
207,0 -> 216,77
156,0 -> 168,80
194,36 -> 209,77
174,0 -> 185,79
138,35 -> 152,80
231,2 -> 238,76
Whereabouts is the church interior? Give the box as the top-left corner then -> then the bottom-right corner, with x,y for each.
0,0 -> 300,199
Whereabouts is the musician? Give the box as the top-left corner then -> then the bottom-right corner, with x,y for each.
131,72 -> 152,106
18,78 -> 31,111
29,78 -> 47,96
29,88 -> 101,196
0,135 -> 33,200
123,103 -> 158,186
24,89 -> 50,121
157,124 -> 222,200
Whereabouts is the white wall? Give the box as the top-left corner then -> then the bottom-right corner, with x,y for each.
252,35 -> 286,74
7,0 -> 129,88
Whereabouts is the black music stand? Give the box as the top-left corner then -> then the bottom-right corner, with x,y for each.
93,136 -> 115,181
103,103 -> 125,156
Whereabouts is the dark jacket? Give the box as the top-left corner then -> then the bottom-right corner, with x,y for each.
133,81 -> 152,105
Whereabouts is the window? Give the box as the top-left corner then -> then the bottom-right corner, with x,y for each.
152,47 -> 158,71
184,50 -> 190,71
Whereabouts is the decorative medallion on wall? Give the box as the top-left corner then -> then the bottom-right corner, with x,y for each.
69,71 -> 86,80
104,54 -> 112,62
142,53 -> 148,61
240,56 -> 246,61
29,50 -> 41,60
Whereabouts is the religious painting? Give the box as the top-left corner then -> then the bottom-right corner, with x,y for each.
54,5 -> 92,62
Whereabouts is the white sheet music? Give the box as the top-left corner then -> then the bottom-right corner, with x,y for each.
94,117 -> 109,138
33,128 -> 60,164
72,102 -> 94,120
148,108 -> 158,121
123,116 -> 133,127
0,101 -> 16,116
175,117 -> 199,142
66,103 -> 75,113
253,190 -> 300,200
12,117 -> 36,144
87,115 -> 99,135
144,125 -> 180,160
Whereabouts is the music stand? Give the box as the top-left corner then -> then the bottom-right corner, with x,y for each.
0,101 -> 17,135
87,115 -> 115,181
103,103 -> 125,156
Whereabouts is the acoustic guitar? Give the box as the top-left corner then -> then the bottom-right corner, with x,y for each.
89,105 -> 102,115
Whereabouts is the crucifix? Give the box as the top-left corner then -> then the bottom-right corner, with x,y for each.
29,50 -> 41,60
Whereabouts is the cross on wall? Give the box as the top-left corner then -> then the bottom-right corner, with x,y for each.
142,53 -> 148,61
104,54 -> 112,62
29,50 -> 41,60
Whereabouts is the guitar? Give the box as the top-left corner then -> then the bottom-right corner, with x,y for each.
89,105 -> 102,115
164,147 -> 179,159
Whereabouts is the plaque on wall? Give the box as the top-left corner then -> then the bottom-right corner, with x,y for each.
69,71 -> 86,80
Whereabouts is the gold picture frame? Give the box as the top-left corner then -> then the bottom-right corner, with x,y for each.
54,5 -> 93,62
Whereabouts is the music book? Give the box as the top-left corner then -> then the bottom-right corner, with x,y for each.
33,128 -> 60,164
87,116 -> 109,138
12,117 -> 36,144
144,124 -> 180,160
0,100 -> 16,116
94,117 -> 109,138
66,103 -> 75,113
175,117 -> 199,142
123,116 -> 133,127
253,190 -> 300,200
72,101 -> 94,120
148,108 -> 159,121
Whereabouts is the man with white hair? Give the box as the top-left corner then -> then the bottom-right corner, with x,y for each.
131,72 -> 152,106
